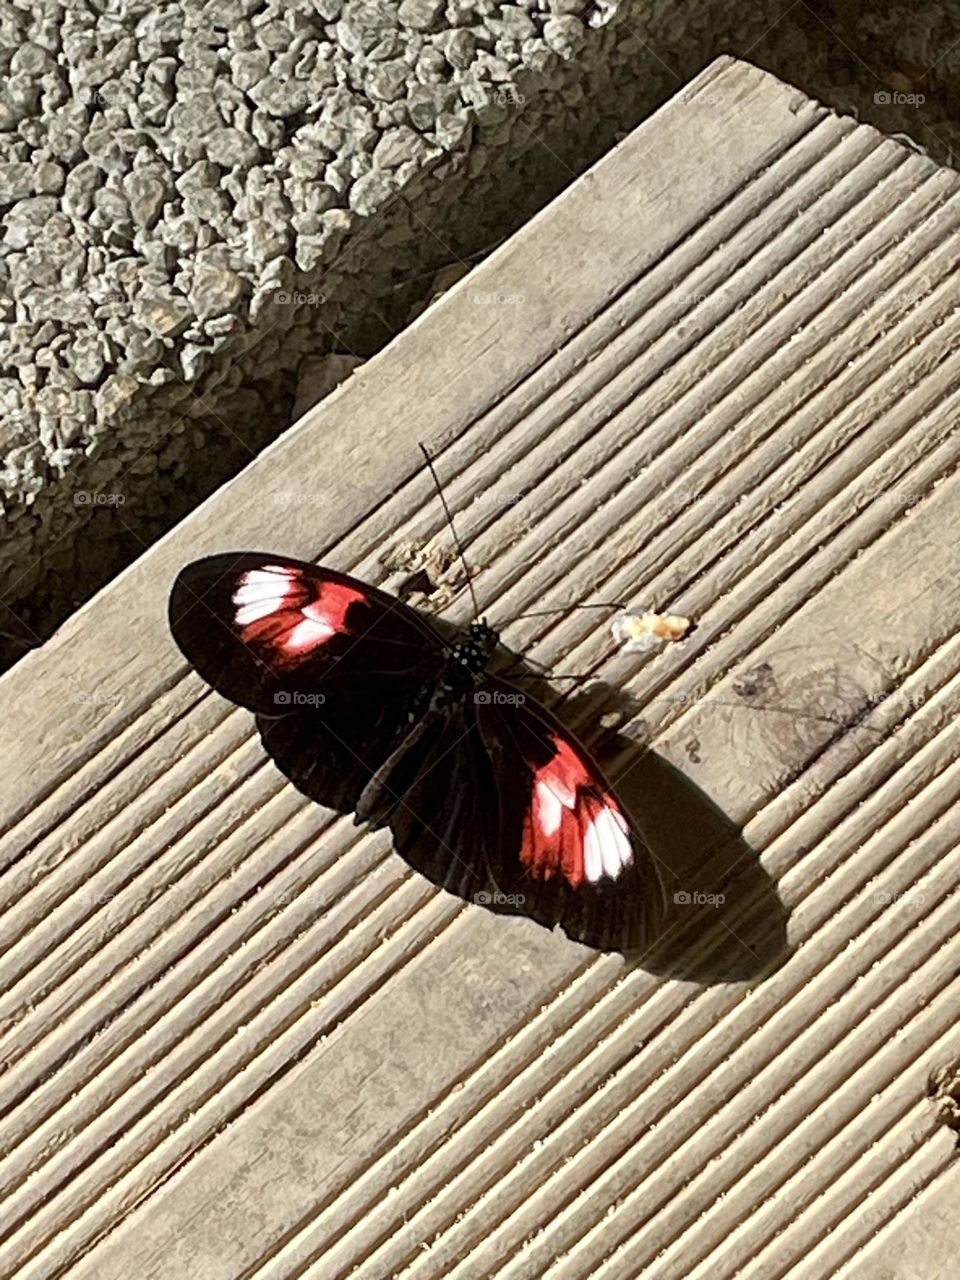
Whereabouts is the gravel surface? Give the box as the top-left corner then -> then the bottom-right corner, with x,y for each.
0,0 -> 958,667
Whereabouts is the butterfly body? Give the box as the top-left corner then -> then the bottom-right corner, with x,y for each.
169,553 -> 664,952
425,621 -> 500,711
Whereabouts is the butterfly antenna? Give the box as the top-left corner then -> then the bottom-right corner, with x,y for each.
513,602 -> 626,619
419,442 -> 482,621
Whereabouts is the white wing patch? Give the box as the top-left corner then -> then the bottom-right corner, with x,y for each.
522,735 -> 633,887
582,794 -> 632,883
232,565 -> 364,661
233,565 -> 297,625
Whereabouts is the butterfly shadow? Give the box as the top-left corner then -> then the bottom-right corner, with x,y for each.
509,667 -> 791,985
602,740 -> 789,984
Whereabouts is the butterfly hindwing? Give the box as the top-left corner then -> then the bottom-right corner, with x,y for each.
347,674 -> 666,952
254,682 -> 429,817
354,699 -> 503,902
473,678 -> 666,951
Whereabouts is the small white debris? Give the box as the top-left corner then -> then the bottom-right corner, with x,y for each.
611,610 -> 691,653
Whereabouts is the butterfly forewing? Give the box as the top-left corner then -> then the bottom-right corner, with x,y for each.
169,553 -> 444,716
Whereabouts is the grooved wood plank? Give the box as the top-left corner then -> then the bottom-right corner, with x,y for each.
1,56 -> 958,1280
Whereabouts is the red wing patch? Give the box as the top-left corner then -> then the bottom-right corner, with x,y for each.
232,563 -> 365,665
521,735 -> 633,887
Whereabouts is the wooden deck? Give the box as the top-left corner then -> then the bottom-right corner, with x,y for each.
1,56 -> 959,1280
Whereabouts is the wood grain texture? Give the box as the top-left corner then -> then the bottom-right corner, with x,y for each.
1,56 -> 958,1280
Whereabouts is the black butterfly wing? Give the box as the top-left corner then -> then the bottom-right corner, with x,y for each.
349,674 -> 665,952
170,554 -> 664,950
169,553 -> 448,811
353,699 -> 504,904
473,678 -> 666,951
169,553 -> 444,713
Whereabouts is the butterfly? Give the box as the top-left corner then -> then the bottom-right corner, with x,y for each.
168,552 -> 666,952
